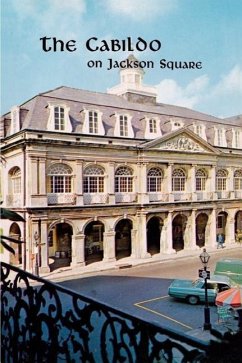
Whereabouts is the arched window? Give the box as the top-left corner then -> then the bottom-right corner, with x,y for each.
47,164 -> 72,193
115,166 -> 133,193
234,169 -> 242,190
147,168 -> 163,192
9,167 -> 21,194
83,166 -> 104,193
54,106 -> 65,131
196,169 -> 207,191
172,169 -> 186,191
216,169 -> 227,191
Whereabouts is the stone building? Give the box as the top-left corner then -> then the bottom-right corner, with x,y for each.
1,56 -> 242,273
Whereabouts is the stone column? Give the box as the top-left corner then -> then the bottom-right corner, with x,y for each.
209,165 -> 217,199
107,162 -> 115,204
131,228 -> 138,258
71,233 -> 85,266
40,218 -> 50,273
75,160 -> 83,205
30,157 -> 38,195
39,158 -> 46,194
206,209 -> 217,248
189,165 -> 197,201
160,212 -> 175,254
225,209 -> 236,245
103,231 -> 116,262
166,164 -> 174,202
138,163 -> 149,204
137,211 -> 150,258
184,210 -> 197,250
227,167 -> 235,198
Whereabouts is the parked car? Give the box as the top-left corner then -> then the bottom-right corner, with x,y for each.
168,275 -> 232,305
214,258 -> 242,285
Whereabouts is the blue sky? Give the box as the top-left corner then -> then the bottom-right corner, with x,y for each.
1,0 -> 242,118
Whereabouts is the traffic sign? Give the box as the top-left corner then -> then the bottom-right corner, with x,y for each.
198,269 -> 210,279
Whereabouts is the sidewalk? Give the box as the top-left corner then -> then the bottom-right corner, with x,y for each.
41,243 -> 241,283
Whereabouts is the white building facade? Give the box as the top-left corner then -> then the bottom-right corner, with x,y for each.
1,58 -> 242,273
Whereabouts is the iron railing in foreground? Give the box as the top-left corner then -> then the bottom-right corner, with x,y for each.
1,262 -> 208,363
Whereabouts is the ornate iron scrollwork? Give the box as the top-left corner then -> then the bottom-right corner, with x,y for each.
1,262 -> 207,362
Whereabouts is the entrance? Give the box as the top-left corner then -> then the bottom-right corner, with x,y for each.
115,219 -> 132,260
84,221 -> 104,265
172,214 -> 187,252
147,217 -> 163,255
9,223 -> 22,265
48,222 -> 72,271
196,213 -> 208,248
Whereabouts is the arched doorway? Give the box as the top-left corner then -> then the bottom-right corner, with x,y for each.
115,219 -> 132,260
235,211 -> 242,242
216,212 -> 228,243
48,222 -> 73,271
172,214 -> 187,251
9,223 -> 22,265
84,221 -> 104,265
147,217 -> 163,255
196,213 -> 208,248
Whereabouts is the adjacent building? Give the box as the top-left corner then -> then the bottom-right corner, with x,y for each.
1,56 -> 242,273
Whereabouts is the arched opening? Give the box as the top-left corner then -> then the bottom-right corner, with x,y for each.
147,217 -> 163,255
216,212 -> 228,244
172,214 -> 187,251
196,213 -> 208,247
235,211 -> 242,243
48,222 -> 73,271
9,223 -> 22,265
84,221 -> 104,265
115,219 -> 132,260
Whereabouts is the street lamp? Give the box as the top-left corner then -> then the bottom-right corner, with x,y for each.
199,248 -> 212,330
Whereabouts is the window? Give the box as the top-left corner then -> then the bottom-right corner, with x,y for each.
217,129 -> 223,146
83,166 -> 104,193
216,169 -> 227,191
170,119 -> 184,131
83,109 -> 105,135
9,167 -> 21,194
47,164 -> 72,193
172,169 -> 186,191
217,214 -> 225,229
194,125 -> 202,137
47,104 -> 72,132
88,111 -> 98,134
120,115 -> 128,137
196,169 -> 207,191
149,119 -> 157,133
115,166 -> 133,193
234,130 -> 240,148
234,169 -> 242,190
147,168 -> 163,192
54,106 -> 65,131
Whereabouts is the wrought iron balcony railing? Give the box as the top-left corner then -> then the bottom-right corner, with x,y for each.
1,262 -> 209,362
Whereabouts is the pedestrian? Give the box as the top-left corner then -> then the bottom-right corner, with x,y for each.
217,233 -> 225,249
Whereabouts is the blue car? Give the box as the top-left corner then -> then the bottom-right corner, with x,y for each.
168,275 -> 231,305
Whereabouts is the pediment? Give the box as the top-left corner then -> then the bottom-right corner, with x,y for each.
140,128 -> 219,154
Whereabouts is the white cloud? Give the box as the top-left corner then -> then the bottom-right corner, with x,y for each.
105,0 -> 177,20
156,65 -> 242,115
213,65 -> 242,94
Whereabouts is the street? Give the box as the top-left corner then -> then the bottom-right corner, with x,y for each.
59,247 -> 242,333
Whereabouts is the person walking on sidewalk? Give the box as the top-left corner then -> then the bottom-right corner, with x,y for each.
217,233 -> 225,249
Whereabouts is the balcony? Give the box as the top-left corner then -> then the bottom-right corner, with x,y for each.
149,193 -> 169,202
115,193 -> 137,203
83,193 -> 108,205
217,191 -> 230,199
47,193 -> 76,205
1,262 -> 210,362
173,193 -> 192,202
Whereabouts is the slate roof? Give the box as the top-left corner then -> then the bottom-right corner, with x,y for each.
1,86 -> 241,139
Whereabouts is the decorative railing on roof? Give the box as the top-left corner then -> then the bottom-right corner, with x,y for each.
1,262 -> 209,363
